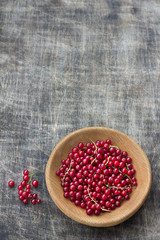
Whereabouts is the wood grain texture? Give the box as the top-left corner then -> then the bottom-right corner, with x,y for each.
0,0 -> 159,239
45,127 -> 152,227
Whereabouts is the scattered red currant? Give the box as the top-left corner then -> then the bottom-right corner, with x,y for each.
23,169 -> 29,175
28,193 -> 33,199
33,193 -> 37,199
8,180 -> 15,187
21,180 -> 26,187
19,196 -> 24,201
23,175 -> 29,181
23,199 -> 28,204
32,180 -> 38,187
8,169 -> 42,205
31,199 -> 36,205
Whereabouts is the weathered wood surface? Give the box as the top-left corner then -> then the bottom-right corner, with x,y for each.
0,0 -> 159,239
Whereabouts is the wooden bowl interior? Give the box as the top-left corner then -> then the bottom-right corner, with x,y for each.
45,127 -> 151,227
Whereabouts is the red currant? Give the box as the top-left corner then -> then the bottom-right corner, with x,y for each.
8,180 -> 14,187
23,169 -> 29,175
32,180 -> 38,187
31,199 -> 36,205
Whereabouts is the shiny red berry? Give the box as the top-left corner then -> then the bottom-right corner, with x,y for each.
37,199 -> 41,204
21,181 -> 26,186
8,180 -> 14,187
23,169 -> 29,175
28,193 -> 33,199
33,193 -> 37,199
31,199 -> 36,205
32,180 -> 38,187
23,199 -> 28,204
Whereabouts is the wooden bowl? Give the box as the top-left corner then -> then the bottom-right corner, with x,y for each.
45,127 -> 152,227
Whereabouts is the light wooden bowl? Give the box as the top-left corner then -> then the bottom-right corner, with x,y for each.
45,127 -> 152,227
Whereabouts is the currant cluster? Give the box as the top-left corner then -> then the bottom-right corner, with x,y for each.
56,139 -> 137,216
8,170 -> 41,205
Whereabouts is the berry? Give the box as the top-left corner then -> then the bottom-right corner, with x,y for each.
86,209 -> 93,215
94,209 -> 101,215
106,139 -> 111,145
33,193 -> 38,199
26,184 -> 31,189
18,185 -> 23,190
18,190 -> 23,195
37,199 -> 41,204
8,180 -> 14,187
32,180 -> 38,187
28,193 -> 33,199
31,199 -> 36,205
23,199 -> 28,204
22,191 -> 28,198
21,181 -> 27,187
23,169 -> 29,175
122,151 -> 128,157
19,196 -> 24,201
78,142 -> 84,149
23,175 -> 29,181
26,189 -> 30,194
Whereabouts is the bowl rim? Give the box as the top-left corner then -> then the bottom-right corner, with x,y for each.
45,127 -> 152,227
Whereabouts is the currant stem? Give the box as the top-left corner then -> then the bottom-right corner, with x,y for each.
27,171 -> 44,184
91,157 -> 97,164
29,171 -> 44,177
87,187 -> 97,205
83,147 -> 87,150
62,163 -> 72,183
87,137 -> 97,150
87,187 -> 111,212
112,167 -> 133,183
101,208 -> 111,212
105,156 -> 111,166
104,183 -> 135,190
109,145 -> 119,149
124,174 -> 133,183
126,163 -> 129,170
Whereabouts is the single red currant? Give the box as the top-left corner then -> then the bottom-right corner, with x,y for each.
33,193 -> 38,199
37,199 -> 41,204
8,180 -> 15,187
32,180 -> 38,187
23,199 -> 28,204
31,199 -> 36,205
23,169 -> 29,175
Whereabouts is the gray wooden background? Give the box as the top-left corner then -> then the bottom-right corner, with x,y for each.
0,0 -> 159,239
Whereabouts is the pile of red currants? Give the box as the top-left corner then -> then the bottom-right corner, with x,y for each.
56,139 -> 137,215
8,169 -> 41,205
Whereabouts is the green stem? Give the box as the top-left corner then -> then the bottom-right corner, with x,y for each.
87,187 -> 98,205
112,167 -> 133,183
87,187 -> 111,212
126,163 -> 129,170
101,208 -> 111,212
91,157 -> 97,164
104,184 -> 112,189
29,171 -> 44,177
105,156 -> 111,166
62,163 -> 72,183
109,145 -> 119,149
27,171 -> 44,185
87,137 -> 97,150
124,174 -> 133,183
118,169 -> 133,183
105,183 -> 135,190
